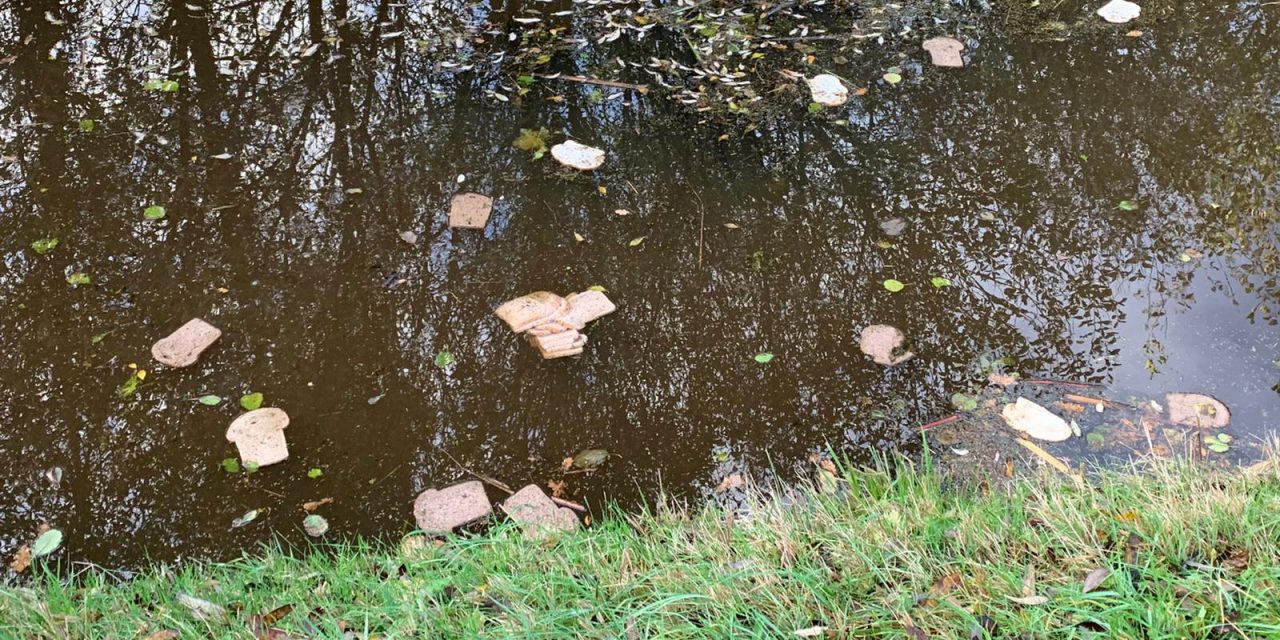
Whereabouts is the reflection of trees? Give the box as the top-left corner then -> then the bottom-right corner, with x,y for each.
0,1 -> 1276,563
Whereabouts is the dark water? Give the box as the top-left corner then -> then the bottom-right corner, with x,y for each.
1,0 -> 1277,567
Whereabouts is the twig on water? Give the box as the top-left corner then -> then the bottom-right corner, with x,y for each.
919,415 -> 959,431
534,73 -> 649,94
689,182 -> 706,269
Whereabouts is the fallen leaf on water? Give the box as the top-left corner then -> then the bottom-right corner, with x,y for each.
1082,567 -> 1110,593
302,497 -> 333,512
574,232 -> 585,243
561,457 -> 575,472
547,479 -> 567,498
883,72 -> 903,84
754,352 -> 775,364
434,350 -> 455,368
882,279 -> 905,292
231,509 -> 260,528
9,545 -> 31,573
628,236 -> 647,247
1117,200 -> 1139,211
715,473 -> 744,493
723,223 -> 740,229
31,529 -> 62,558
198,395 -> 222,406
1126,29 -> 1144,37
240,392 -> 264,411
573,449 -> 610,469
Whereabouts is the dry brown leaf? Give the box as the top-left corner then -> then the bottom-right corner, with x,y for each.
1082,567 -> 1110,593
547,479 -> 568,499
302,497 -> 333,512
561,457 -> 574,472
1057,402 -> 1086,414
988,373 -> 1018,387
9,545 -> 31,573
714,473 -> 744,493
930,572 -> 963,596
1125,29 -> 1144,37
853,87 -> 869,96
1124,532 -> 1143,565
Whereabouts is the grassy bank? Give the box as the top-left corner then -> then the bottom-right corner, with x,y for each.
4,458 -> 1280,639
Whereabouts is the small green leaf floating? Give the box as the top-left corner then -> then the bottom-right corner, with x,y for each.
1117,200 -> 1139,211
754,352 -> 774,364
303,514 -> 329,537
198,395 -> 222,406
307,468 -> 323,479
78,119 -> 95,132
231,509 -> 259,528
883,279 -> 905,292
931,277 -> 951,288
951,393 -> 979,412
807,101 -> 823,114
67,273 -> 91,286
240,392 -> 264,411
434,350 -> 455,368
883,72 -> 903,85
628,236 -> 647,247
31,238 -> 59,254
143,205 -> 166,220
1204,433 -> 1231,453
573,448 -> 610,470
588,285 -> 607,293
221,458 -> 241,473
31,529 -> 63,558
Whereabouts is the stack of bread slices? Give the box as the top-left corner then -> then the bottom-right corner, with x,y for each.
495,290 -> 616,359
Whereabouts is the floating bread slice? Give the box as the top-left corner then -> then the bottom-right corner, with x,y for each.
550,140 -> 605,171
1165,393 -> 1230,429
413,481 -> 492,533
528,331 -> 586,359
448,193 -> 494,229
561,290 -> 617,328
495,292 -> 567,333
226,408 -> 290,467
1000,398 -> 1072,442
501,484 -> 579,539
922,36 -> 965,68
151,318 -> 222,368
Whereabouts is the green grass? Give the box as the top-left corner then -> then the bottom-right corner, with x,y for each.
3,458 -> 1280,639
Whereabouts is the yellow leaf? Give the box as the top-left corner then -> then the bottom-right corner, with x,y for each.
127,362 -> 138,369
597,186 -> 607,196
628,236 -> 646,247
574,232 -> 585,243
135,370 -> 147,381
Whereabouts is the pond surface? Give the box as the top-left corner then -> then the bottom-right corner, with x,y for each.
1,0 -> 1277,567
